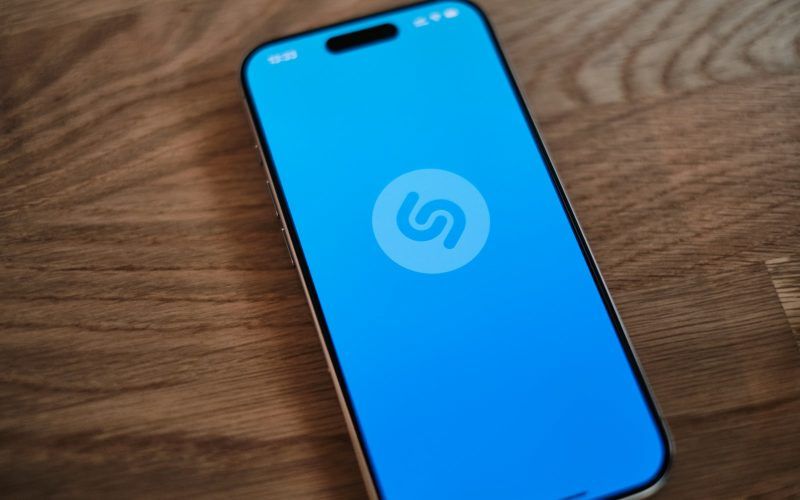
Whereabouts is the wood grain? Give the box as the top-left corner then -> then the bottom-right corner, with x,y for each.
2,0 -> 799,497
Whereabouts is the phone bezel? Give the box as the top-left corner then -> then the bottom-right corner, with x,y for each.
240,1 -> 673,498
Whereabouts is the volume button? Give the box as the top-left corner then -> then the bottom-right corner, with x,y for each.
265,179 -> 279,219
256,144 -> 279,219
281,227 -> 295,266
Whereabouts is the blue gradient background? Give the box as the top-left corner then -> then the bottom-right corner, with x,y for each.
244,2 -> 666,498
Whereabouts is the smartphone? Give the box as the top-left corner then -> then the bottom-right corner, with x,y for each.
241,1 -> 671,498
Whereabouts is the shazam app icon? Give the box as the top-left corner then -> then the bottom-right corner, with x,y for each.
372,169 -> 490,274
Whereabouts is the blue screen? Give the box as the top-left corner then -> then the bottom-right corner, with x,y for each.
243,2 -> 667,498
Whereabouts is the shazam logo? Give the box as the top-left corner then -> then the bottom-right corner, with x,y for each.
372,169 -> 490,274
396,192 -> 466,249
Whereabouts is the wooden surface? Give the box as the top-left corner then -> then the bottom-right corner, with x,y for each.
2,0 -> 800,497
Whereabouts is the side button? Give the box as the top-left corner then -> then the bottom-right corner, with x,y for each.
256,144 -> 279,218
281,227 -> 295,266
254,143 -> 263,166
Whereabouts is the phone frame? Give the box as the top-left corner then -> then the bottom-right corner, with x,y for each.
240,1 -> 673,498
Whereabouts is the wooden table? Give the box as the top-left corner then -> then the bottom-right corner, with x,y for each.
2,0 -> 799,497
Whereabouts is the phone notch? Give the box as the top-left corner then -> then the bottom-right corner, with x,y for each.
326,23 -> 398,53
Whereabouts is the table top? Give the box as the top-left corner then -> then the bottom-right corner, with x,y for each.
2,0 -> 799,497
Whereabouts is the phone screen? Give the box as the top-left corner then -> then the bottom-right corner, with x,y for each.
243,2 -> 668,498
